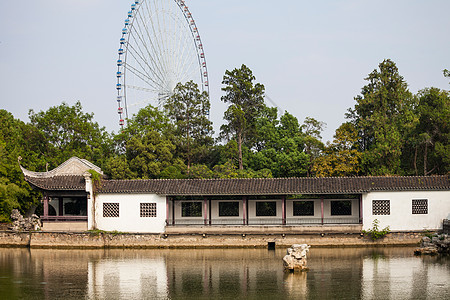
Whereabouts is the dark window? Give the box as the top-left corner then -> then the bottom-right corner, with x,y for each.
331,200 -> 352,216
63,197 -> 87,216
293,201 -> 314,216
256,201 -> 277,217
372,200 -> 390,215
412,199 -> 428,214
219,202 -> 239,217
140,203 -> 157,217
182,202 -> 202,217
103,203 -> 119,218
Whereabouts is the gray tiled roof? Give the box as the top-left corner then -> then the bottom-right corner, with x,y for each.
24,175 -> 86,191
23,174 -> 449,195
97,176 -> 450,195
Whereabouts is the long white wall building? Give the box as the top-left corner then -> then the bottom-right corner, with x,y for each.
21,157 -> 450,234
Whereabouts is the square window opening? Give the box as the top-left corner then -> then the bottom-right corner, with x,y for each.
182,202 -> 203,217
219,202 -> 240,217
103,203 -> 119,218
331,200 -> 352,216
256,201 -> 277,217
372,200 -> 390,215
140,203 -> 157,217
293,201 -> 314,216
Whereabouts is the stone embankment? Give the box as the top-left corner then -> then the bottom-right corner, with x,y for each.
0,231 -> 423,249
414,233 -> 450,255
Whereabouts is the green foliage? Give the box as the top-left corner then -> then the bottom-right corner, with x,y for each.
164,81 -> 214,170
362,219 -> 390,241
0,110 -> 40,221
220,64 -> 266,169
313,123 -> 362,177
347,59 -> 416,175
28,101 -> 112,169
405,88 -> 449,175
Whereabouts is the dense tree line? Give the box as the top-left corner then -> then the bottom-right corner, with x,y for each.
0,60 -> 448,220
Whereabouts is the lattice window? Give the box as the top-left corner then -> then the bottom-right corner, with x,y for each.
103,203 -> 119,218
293,201 -> 314,216
256,201 -> 277,217
412,199 -> 428,214
219,202 -> 239,217
140,203 -> 157,217
182,202 -> 202,217
372,200 -> 390,215
331,200 -> 352,216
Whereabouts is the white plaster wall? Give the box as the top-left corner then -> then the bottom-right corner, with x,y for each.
94,194 -> 166,233
362,191 -> 450,231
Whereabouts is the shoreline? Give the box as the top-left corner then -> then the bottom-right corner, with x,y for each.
0,230 -> 422,249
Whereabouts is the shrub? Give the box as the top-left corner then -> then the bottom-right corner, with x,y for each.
362,219 -> 390,241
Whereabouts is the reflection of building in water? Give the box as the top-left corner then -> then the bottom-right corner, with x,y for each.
362,253 -> 450,299
87,257 -> 168,299
164,249 -> 302,298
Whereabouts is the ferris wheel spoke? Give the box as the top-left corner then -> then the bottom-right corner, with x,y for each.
131,14 -> 167,81
126,62 -> 163,91
149,0 -> 169,76
126,41 -> 165,85
127,32 -> 166,85
137,1 -> 169,74
175,35 -> 196,80
116,0 -> 210,128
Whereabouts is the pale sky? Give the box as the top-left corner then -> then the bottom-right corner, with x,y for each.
1,0 -> 449,142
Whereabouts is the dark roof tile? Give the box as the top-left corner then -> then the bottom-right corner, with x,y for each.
24,175 -> 86,191
98,176 -> 449,195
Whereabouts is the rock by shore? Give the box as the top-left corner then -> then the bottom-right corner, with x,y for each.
414,234 -> 449,255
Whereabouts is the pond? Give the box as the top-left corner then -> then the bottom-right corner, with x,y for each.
0,247 -> 448,299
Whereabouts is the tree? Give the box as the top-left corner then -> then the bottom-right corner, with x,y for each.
220,64 -> 265,169
126,130 -> 182,179
28,101 -> 112,169
164,81 -> 214,172
406,88 -> 449,175
0,110 -> 42,220
312,122 -> 362,177
248,111 -> 309,177
347,59 -> 415,175
301,117 -> 326,176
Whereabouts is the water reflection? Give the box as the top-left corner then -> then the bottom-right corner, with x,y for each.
0,247 -> 448,299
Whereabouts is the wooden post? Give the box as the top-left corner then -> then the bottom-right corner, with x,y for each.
321,198 -> 324,225
172,198 -> 175,225
282,196 -> 286,225
43,195 -> 49,218
204,197 -> 208,225
166,196 -> 169,226
359,194 -> 363,224
243,196 -> 247,225
209,198 -> 212,225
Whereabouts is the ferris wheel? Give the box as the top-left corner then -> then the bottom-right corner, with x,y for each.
116,0 -> 210,127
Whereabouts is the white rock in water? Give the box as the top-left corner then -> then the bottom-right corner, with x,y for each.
283,244 -> 310,271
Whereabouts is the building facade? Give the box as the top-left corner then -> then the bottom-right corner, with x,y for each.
21,157 -> 450,233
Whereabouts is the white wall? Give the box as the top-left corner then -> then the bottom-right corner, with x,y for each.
362,191 -> 450,231
94,194 -> 166,233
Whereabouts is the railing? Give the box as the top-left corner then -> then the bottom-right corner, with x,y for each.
167,217 -> 361,226
41,216 -> 88,222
